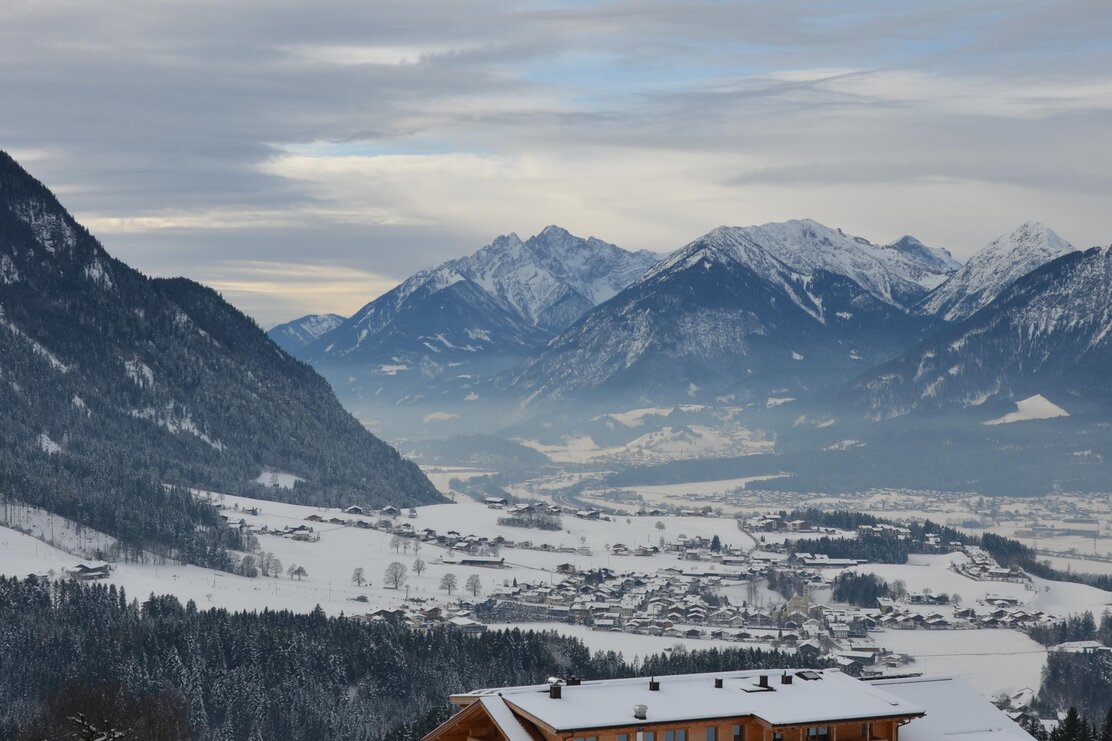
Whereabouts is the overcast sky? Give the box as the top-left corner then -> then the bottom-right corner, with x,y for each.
4,1 -> 1111,325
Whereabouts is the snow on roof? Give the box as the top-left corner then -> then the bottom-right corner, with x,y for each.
479,696 -> 537,741
455,670 -> 923,730
870,676 -> 1030,741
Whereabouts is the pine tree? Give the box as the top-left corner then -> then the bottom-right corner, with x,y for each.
1099,706 -> 1112,741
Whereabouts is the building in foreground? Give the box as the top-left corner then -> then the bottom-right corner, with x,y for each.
424,669 -> 1029,741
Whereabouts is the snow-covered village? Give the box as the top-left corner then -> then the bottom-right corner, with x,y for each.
3,467 -> 1110,739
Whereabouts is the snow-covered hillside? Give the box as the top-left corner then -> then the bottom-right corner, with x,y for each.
267,313 -> 344,353
710,219 -> 958,307
918,222 -> 1076,321
855,246 -> 1112,417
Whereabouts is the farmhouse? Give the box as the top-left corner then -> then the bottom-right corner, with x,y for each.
66,563 -> 112,580
442,554 -> 507,568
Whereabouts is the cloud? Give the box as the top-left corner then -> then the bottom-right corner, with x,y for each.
2,1 -> 1111,324
193,260 -> 399,324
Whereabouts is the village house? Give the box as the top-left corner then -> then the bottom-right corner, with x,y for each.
421,669 -> 1026,741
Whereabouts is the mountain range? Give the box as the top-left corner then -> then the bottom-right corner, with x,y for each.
276,216 -> 1099,438
505,221 -> 946,406
855,244 -> 1111,419
0,151 -> 439,564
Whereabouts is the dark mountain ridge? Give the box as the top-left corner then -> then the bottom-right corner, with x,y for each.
0,151 -> 440,563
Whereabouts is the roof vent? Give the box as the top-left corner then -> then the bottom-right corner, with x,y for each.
758,675 -> 769,688
634,704 -> 648,720
549,684 -> 562,699
648,678 -> 660,691
714,678 -> 723,689
780,674 -> 793,685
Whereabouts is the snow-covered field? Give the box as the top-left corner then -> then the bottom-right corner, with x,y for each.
984,394 -> 1070,425
0,497 -> 753,619
420,467 -> 496,496
873,629 -> 1046,698
516,423 -> 772,465
496,622 -> 768,660
847,553 -> 1034,606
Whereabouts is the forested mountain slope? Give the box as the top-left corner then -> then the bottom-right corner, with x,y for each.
0,151 -> 439,563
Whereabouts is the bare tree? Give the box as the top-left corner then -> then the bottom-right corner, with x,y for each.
351,567 -> 366,587
440,572 -> 458,595
412,539 -> 422,554
465,573 -> 482,597
384,561 -> 408,589
389,535 -> 402,553
412,558 -> 426,576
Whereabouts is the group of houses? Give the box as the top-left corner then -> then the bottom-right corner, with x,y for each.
360,604 -> 488,635
953,546 -> 1028,582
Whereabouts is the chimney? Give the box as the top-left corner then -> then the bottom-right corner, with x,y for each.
549,684 -> 562,699
648,678 -> 660,691
567,676 -> 581,686
634,704 -> 648,720
780,674 -> 793,685
714,678 -> 723,689
758,675 -> 769,688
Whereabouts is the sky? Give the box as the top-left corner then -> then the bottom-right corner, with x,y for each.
3,0 -> 1112,326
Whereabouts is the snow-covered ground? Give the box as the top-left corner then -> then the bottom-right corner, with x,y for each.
496,622 -> 772,660
985,394 -> 1070,425
847,553 -> 1034,606
604,476 -> 789,500
516,423 -> 772,465
0,497 -> 753,619
874,629 -> 1046,698
419,467 -> 496,496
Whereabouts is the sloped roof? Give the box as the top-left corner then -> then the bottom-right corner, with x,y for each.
870,676 -> 1030,741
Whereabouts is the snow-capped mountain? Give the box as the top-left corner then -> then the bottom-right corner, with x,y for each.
268,313 -> 344,353
704,219 -> 959,308
917,222 -> 1076,321
875,235 -> 961,290
450,225 -> 661,332
295,227 -> 659,416
854,246 -> 1112,418
507,223 -> 939,406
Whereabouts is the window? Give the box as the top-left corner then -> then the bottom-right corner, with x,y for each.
805,729 -> 828,738
705,727 -> 716,741
772,734 -> 783,741
732,725 -> 745,741
618,735 -> 629,741
641,732 -> 655,741
664,730 -> 686,741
